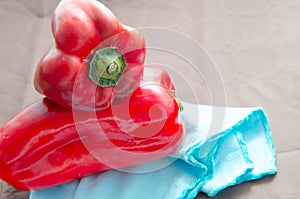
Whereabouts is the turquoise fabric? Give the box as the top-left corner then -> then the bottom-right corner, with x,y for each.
30,102 -> 277,199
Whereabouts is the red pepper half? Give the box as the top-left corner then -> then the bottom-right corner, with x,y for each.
34,0 -> 146,111
0,65 -> 184,190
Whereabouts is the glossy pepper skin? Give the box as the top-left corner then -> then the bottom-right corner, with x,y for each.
0,65 -> 184,191
34,0 -> 146,111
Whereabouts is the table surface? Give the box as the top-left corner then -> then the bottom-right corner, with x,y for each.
0,0 -> 299,198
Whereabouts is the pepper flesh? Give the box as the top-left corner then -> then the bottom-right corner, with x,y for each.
34,0 -> 146,111
0,65 -> 184,191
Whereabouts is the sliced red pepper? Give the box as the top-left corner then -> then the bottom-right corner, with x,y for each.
0,65 -> 184,190
34,0 -> 146,111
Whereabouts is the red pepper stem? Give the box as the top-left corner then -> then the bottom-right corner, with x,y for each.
170,90 -> 184,111
88,47 -> 127,87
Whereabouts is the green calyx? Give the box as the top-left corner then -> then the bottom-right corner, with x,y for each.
170,90 -> 184,111
88,47 -> 127,87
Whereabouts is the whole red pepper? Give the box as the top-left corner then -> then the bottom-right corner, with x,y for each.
0,65 -> 184,190
34,0 -> 146,111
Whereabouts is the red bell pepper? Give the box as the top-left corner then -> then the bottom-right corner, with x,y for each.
0,65 -> 184,190
34,0 -> 146,111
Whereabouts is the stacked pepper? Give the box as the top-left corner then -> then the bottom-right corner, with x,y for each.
34,0 -> 146,111
0,0 -> 184,191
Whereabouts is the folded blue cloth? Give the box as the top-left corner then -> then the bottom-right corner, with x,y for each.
30,102 -> 277,199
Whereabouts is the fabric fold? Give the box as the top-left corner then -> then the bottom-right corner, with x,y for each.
30,102 -> 277,199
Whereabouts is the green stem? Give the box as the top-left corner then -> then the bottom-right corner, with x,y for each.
88,47 -> 127,87
170,90 -> 184,111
